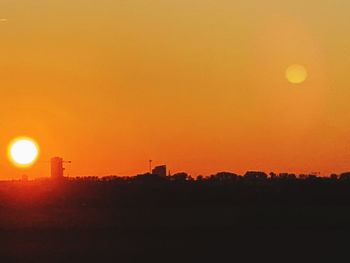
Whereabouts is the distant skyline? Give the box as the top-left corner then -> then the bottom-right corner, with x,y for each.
1,1 -> 350,179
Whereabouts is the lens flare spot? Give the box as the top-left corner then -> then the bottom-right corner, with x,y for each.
286,64 -> 308,84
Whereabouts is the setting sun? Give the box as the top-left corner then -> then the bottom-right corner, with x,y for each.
8,138 -> 39,167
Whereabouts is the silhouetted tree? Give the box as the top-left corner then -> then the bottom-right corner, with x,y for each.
278,173 -> 296,180
170,172 -> 189,182
244,171 -> 267,180
197,175 -> 204,182
329,173 -> 338,180
210,172 -> 238,182
134,173 -> 167,183
269,172 -> 277,180
340,172 -> 350,180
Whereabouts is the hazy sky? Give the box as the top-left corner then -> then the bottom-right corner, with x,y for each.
1,0 -> 350,179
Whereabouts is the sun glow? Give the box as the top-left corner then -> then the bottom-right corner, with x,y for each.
8,138 -> 39,167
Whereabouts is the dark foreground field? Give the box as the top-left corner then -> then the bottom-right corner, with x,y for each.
0,178 -> 350,262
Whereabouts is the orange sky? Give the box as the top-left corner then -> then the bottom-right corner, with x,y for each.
1,0 -> 350,179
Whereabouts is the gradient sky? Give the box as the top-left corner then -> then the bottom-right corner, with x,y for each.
1,0 -> 350,179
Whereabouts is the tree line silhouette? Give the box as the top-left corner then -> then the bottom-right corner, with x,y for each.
69,170 -> 350,183
1,170 -> 350,262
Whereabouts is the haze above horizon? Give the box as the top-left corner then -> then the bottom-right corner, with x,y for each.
1,0 -> 350,179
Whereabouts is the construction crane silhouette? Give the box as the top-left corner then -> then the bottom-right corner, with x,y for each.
50,157 -> 71,179
37,157 -> 71,179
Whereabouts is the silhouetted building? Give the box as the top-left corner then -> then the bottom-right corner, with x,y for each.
51,157 -> 64,180
152,165 -> 167,177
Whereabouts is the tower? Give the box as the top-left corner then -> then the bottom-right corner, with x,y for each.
51,157 -> 64,180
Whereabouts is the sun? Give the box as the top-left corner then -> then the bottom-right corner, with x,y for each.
8,137 -> 39,167
286,64 -> 308,84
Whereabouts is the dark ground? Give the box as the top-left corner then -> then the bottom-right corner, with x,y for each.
0,178 -> 349,262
